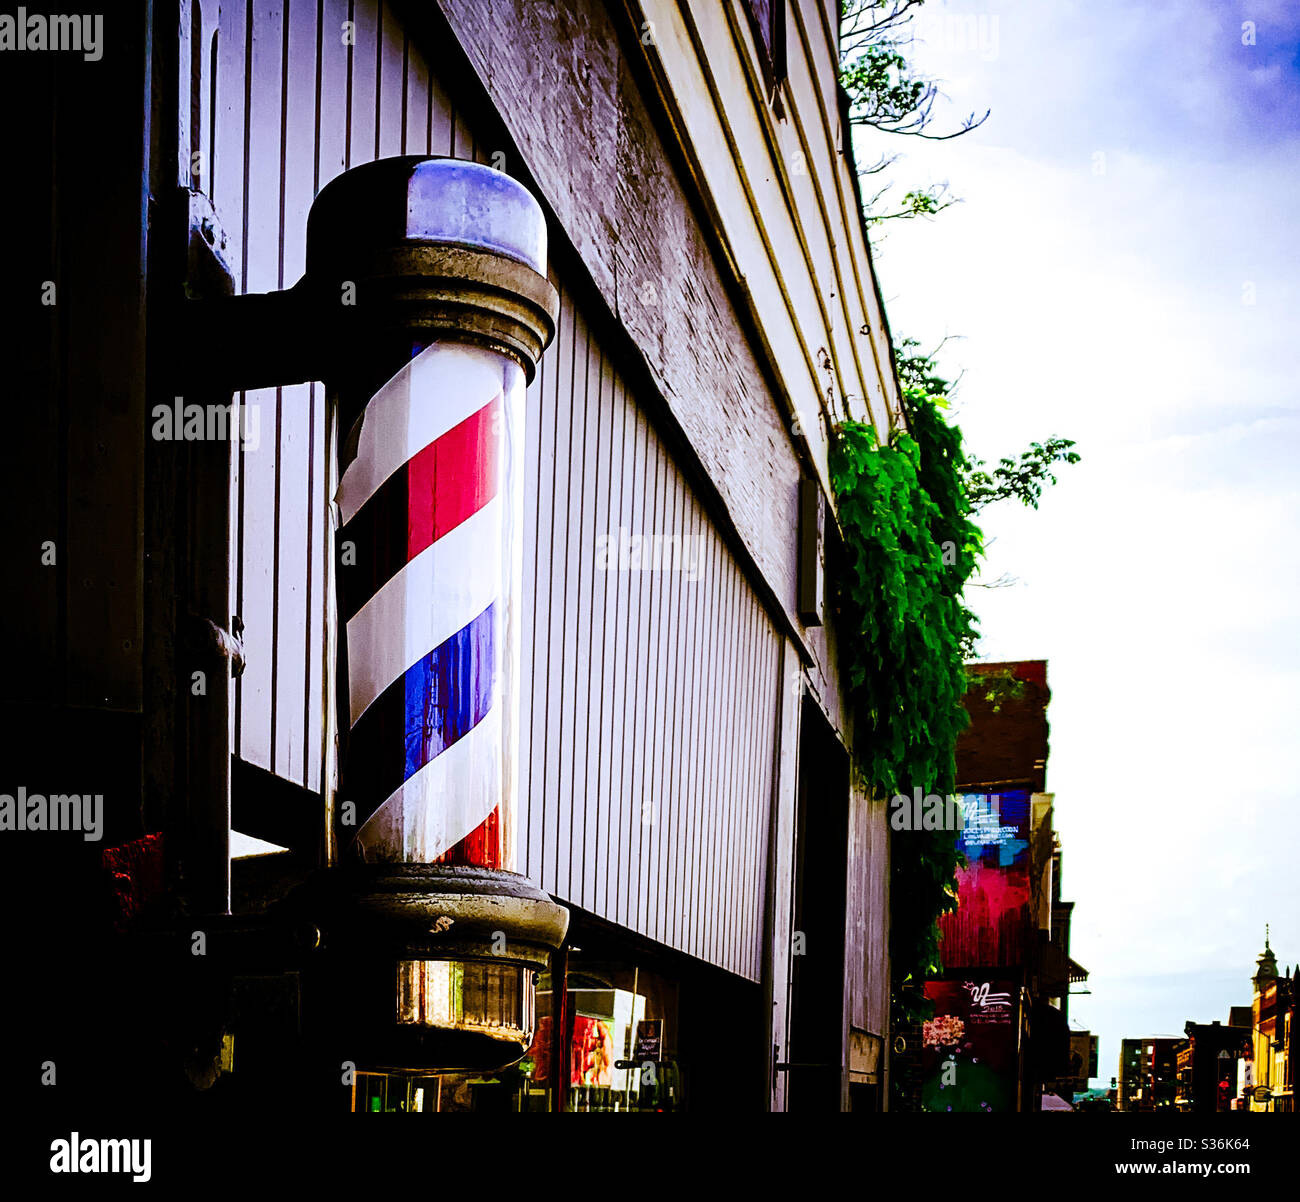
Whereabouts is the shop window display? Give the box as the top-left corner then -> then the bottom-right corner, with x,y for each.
355,953 -> 682,1112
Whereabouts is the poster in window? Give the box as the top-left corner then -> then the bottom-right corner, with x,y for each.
921,978 -> 1020,1112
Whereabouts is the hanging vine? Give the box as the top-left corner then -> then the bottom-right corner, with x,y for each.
828,384 -> 980,1023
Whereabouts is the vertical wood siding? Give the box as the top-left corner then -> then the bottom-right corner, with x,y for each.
846,790 -> 890,1037
519,289 -> 783,978
210,0 -> 464,794
206,0 -> 781,979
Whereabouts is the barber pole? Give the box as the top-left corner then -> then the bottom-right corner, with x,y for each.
287,156 -> 566,1072
336,342 -> 519,871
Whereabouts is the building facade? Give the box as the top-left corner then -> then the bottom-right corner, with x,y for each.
1117,1037 -> 1181,1112
898,660 -> 1088,1112
2,0 -> 899,1113
1174,1022 -> 1252,1113
1246,938 -> 1294,1113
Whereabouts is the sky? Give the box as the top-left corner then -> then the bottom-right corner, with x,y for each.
859,0 -> 1300,1086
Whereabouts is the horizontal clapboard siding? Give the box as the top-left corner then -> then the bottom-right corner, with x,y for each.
207,0 -> 780,979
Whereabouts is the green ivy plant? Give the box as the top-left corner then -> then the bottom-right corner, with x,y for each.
831,337 -> 1079,1053
829,385 -> 980,1025
829,415 -> 978,797
972,669 -> 1027,713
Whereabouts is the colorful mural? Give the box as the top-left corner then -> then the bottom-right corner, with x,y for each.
938,791 -> 1033,968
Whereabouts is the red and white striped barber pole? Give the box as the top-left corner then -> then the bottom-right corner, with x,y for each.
313,156 -> 557,882
290,157 -> 564,1074
335,340 -> 523,871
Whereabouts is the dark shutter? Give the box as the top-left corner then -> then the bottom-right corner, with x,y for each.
744,0 -> 788,88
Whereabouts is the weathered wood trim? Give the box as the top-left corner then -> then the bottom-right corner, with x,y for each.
684,0 -> 856,428
616,0 -> 824,478
715,0 -> 877,430
736,0 -> 893,428
649,0 -> 834,486
812,0 -> 842,78
641,0 -> 902,460
844,783 -> 891,1046
789,0 -> 903,422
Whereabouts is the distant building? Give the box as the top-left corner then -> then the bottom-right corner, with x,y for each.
1174,1021 -> 1252,1113
1246,932 -> 1295,1113
1118,1037 -> 1181,1111
1170,932 -> 1295,1114
910,661 -> 1088,1113
1119,1039 -> 1145,1112
1063,1030 -> 1099,1098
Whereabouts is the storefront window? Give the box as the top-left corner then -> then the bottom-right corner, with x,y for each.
562,961 -> 679,1113
350,948 -> 683,1112
351,1070 -> 442,1113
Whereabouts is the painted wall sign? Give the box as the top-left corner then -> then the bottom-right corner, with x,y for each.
937,791 -> 1033,968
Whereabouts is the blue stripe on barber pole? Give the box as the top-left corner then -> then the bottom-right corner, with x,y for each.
342,602 -> 496,827
353,704 -> 503,864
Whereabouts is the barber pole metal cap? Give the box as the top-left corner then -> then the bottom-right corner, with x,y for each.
306,156 -> 558,381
